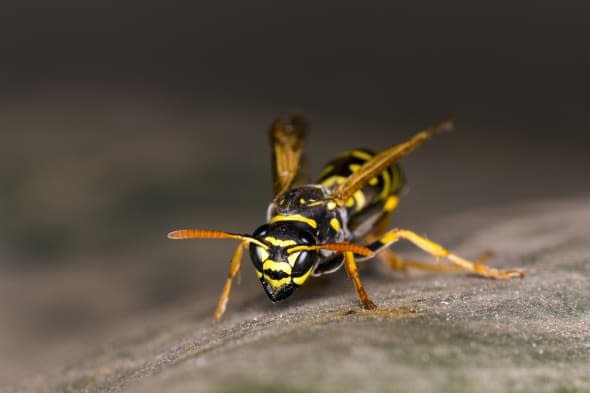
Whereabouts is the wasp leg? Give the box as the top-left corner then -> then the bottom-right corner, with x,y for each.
379,248 -> 494,272
369,229 -> 524,279
214,241 -> 248,322
344,251 -> 377,309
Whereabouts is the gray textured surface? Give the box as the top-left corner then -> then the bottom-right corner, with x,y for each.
7,198 -> 589,393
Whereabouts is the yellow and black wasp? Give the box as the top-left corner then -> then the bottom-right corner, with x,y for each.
168,115 -> 524,321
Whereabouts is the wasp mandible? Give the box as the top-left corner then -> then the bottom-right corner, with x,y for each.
168,115 -> 524,321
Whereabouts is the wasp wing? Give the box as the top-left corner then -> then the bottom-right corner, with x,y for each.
269,114 -> 310,196
331,119 -> 453,203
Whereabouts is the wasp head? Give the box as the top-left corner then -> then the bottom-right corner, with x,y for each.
249,222 -> 319,302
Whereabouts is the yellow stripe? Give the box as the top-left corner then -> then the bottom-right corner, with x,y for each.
351,150 -> 373,161
352,190 -> 366,211
379,168 -> 391,200
262,259 -> 292,274
287,252 -> 301,266
269,215 -> 318,229
330,217 -> 341,232
264,236 -> 297,247
263,260 -> 292,275
345,197 -> 354,208
264,276 -> 291,288
292,268 -> 313,286
348,163 -> 361,173
384,196 -> 399,212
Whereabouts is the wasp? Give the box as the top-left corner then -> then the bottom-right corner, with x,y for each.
168,115 -> 524,321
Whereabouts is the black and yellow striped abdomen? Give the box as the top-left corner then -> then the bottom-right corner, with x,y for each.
317,148 -> 405,215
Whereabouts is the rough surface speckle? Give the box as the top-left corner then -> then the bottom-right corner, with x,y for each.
6,199 -> 590,393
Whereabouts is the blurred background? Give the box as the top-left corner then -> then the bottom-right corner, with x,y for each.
0,0 -> 588,386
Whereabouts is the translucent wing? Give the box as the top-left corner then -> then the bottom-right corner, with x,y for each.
269,114 -> 310,196
331,119 -> 453,203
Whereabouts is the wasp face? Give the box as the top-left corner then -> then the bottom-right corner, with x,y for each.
250,222 -> 319,302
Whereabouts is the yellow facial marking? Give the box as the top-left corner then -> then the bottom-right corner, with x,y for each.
263,260 -> 293,275
264,236 -> 297,247
256,247 -> 269,261
287,251 -> 300,266
292,268 -> 313,286
287,245 -> 314,253
264,276 -> 291,288
270,214 -> 318,229
330,217 -> 341,232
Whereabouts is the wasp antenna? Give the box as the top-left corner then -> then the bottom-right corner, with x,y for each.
167,229 -> 269,249
167,229 -> 239,240
289,242 -> 374,257
318,243 -> 374,257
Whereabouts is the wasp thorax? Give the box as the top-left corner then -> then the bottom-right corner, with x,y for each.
249,222 -> 319,302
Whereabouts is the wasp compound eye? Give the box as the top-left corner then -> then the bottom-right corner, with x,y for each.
249,244 -> 268,272
252,224 -> 269,239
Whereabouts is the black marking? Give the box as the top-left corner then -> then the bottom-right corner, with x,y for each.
264,269 -> 290,280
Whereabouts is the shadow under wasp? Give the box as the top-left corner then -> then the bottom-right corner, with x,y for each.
168,115 -> 524,322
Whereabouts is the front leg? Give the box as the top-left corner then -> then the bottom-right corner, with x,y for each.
344,251 -> 377,309
214,241 -> 248,322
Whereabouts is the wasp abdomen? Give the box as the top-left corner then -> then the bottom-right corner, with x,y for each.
317,149 -> 405,213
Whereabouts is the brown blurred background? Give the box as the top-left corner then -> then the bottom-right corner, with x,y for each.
0,0 -> 589,386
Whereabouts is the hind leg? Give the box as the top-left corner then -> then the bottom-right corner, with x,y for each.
368,229 -> 523,279
379,248 -> 495,272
